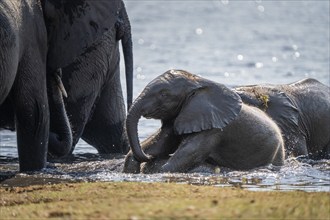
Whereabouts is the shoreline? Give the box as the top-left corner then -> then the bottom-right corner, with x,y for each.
1,181 -> 329,219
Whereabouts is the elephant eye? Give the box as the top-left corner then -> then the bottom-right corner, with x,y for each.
160,89 -> 169,97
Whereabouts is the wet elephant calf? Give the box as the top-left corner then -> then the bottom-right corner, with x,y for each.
123,70 -> 285,173
235,78 -> 330,159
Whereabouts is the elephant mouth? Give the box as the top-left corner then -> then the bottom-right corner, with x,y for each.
143,108 -> 163,119
144,108 -> 173,120
144,112 -> 160,119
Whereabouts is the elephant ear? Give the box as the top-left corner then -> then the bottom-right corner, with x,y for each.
265,89 -> 299,134
174,82 -> 242,134
43,0 -> 122,70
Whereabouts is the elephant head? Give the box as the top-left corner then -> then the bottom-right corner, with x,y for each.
127,70 -> 242,162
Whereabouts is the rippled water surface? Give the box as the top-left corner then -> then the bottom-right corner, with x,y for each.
1,1 -> 329,191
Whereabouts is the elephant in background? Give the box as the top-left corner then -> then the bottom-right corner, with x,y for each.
123,70 -> 285,173
235,78 -> 330,159
42,0 -> 133,155
0,0 -> 72,171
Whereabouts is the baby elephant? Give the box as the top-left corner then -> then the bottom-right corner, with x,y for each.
235,78 -> 330,159
124,70 -> 285,173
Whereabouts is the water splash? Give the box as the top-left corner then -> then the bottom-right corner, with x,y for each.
1,154 -> 329,192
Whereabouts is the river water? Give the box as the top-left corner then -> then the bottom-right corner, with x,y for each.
0,0 -> 329,191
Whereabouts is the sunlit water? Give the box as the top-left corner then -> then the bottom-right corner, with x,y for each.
1,1 -> 329,191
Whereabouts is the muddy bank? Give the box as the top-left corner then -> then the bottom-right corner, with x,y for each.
1,182 -> 329,219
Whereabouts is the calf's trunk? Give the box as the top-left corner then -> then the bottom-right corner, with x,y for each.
126,98 -> 152,162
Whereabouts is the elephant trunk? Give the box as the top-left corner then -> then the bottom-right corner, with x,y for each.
48,69 -> 73,157
122,30 -> 133,111
126,98 -> 152,162
118,1 -> 133,111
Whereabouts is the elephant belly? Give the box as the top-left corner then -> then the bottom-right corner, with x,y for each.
210,106 -> 284,170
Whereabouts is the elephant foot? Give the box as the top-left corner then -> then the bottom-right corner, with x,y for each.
123,154 -> 141,174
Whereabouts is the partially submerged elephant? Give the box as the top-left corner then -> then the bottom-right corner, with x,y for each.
235,78 -> 330,159
124,70 -> 285,173
42,0 -> 133,155
0,0 -> 71,171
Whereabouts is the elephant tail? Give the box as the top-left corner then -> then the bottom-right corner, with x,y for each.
116,0 -> 133,111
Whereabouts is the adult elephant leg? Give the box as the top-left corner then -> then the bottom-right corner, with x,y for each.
60,67 -> 103,154
12,57 -> 49,172
0,34 -> 17,105
52,30 -> 119,154
82,65 -> 128,154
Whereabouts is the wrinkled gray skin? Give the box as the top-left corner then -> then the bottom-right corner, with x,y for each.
124,70 -> 285,173
235,78 -> 330,159
0,0 -> 71,171
42,0 -> 133,155
47,68 -> 73,158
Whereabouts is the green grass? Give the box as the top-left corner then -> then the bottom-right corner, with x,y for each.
1,182 -> 329,219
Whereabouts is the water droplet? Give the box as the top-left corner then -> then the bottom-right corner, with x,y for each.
237,54 -> 244,61
257,5 -> 265,12
224,72 -> 230,77
195,28 -> 203,35
255,62 -> 264,68
221,0 -> 229,5
138,38 -> 144,45
214,50 -> 221,56
136,67 -> 142,72
137,74 -> 145,80
294,52 -> 300,58
272,57 -> 278,62
150,44 -> 156,50
292,44 -> 298,50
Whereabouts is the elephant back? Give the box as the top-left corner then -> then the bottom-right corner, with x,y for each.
43,0 -> 122,70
